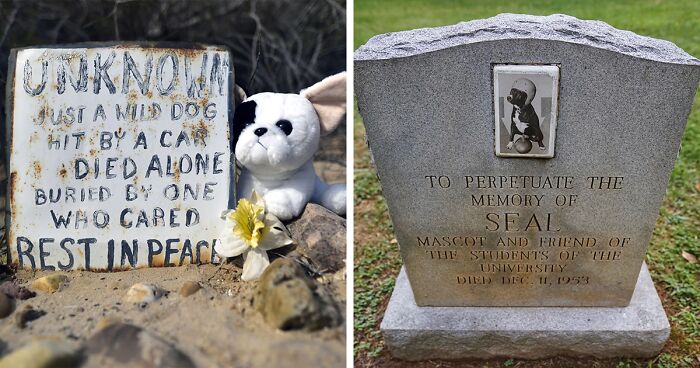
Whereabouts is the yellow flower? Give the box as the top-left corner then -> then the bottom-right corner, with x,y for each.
216,191 -> 294,281
229,195 -> 265,248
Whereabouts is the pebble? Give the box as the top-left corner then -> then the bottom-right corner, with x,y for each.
0,293 -> 13,319
15,305 -> 45,329
123,283 -> 166,304
85,323 -> 194,368
0,341 -> 80,368
95,316 -> 121,331
179,281 -> 202,297
0,340 -> 81,368
0,281 -> 36,300
287,203 -> 346,273
254,258 -> 342,331
31,275 -> 69,293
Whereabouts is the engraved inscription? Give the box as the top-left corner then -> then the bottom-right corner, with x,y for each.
418,173 -> 629,288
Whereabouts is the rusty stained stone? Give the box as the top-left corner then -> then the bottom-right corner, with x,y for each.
32,161 -> 42,178
6,44 -> 233,271
8,172 -> 17,215
57,164 -> 68,178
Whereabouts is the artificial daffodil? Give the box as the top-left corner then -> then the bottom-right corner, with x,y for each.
216,191 -> 293,281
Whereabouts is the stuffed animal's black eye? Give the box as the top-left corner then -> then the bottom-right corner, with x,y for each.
275,119 -> 293,135
244,120 -> 254,127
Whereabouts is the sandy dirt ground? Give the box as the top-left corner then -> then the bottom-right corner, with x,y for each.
0,126 -> 347,367
1,261 -> 346,367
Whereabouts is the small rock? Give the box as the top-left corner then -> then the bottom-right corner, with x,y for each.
123,283 -> 166,304
31,275 -> 69,293
179,281 -> 201,297
15,304 -> 45,328
95,316 -> 120,331
287,203 -> 346,273
0,281 -> 36,300
85,323 -> 194,368
255,258 -> 342,331
0,341 -> 81,368
0,293 -> 14,319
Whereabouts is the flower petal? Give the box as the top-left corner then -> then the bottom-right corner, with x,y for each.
229,197 -> 266,248
259,213 -> 294,251
250,190 -> 266,211
220,209 -> 234,220
216,230 -> 249,257
242,248 -> 270,281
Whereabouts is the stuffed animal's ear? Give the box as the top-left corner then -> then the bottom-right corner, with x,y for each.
300,72 -> 346,135
234,84 -> 247,107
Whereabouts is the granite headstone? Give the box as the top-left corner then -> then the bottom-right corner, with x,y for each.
355,13 -> 700,358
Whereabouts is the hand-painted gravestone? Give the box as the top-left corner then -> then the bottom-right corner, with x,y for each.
5,44 -> 234,271
355,14 -> 700,359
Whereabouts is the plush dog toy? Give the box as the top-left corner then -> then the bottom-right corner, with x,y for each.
505,78 -> 545,152
232,72 -> 347,220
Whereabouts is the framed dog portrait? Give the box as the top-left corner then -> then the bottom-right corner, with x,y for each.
494,64 -> 559,158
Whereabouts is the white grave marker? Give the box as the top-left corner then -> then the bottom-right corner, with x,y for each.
6,44 -> 233,271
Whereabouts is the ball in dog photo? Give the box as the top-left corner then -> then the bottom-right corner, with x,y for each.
514,137 -> 533,154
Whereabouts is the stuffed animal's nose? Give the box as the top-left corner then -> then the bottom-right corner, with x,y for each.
254,128 -> 268,136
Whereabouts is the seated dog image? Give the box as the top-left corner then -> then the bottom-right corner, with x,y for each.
505,78 -> 546,152
232,73 -> 347,220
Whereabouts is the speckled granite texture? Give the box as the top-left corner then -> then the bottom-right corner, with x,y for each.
355,14 -> 700,307
355,13 -> 700,65
381,263 -> 669,360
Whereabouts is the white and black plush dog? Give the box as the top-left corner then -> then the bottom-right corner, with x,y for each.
506,78 -> 546,151
232,73 -> 346,220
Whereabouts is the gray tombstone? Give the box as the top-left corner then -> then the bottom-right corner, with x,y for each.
355,14 -> 700,359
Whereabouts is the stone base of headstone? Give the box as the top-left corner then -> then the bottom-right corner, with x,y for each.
381,263 -> 669,360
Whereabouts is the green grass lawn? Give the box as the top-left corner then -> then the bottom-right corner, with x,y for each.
353,1 -> 700,367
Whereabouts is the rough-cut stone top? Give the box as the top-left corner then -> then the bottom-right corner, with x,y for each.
355,13 -> 700,65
